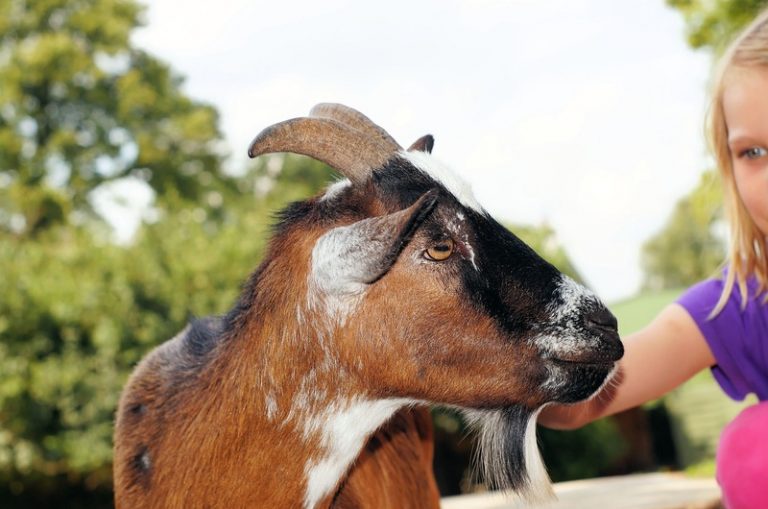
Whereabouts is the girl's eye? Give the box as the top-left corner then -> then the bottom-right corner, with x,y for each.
739,147 -> 768,160
424,239 -> 454,261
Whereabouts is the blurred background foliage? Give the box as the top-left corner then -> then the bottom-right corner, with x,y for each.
668,0 -> 768,52
0,0 -> 766,506
641,170 -> 725,291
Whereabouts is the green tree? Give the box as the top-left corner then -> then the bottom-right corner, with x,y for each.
509,223 -> 587,285
667,0 -> 768,53
641,171 -> 724,290
0,0 -> 247,505
0,207 -> 275,506
247,153 -> 341,208
0,0 -> 232,237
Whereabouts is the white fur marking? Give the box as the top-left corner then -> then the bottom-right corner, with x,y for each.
461,407 -> 554,503
463,238 -> 479,271
265,393 -> 278,421
551,275 -> 597,322
320,179 -> 351,202
533,275 -> 601,360
402,151 -> 484,213
308,224 -> 370,324
446,211 -> 478,271
303,398 -> 413,509
310,227 -> 370,297
523,407 -> 554,503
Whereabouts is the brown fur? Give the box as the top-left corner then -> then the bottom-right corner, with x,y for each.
115,227 -> 330,508
114,109 -> 621,506
114,206 -> 466,507
114,193 -> 553,509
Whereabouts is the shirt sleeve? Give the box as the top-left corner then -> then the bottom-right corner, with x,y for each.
677,278 -> 753,401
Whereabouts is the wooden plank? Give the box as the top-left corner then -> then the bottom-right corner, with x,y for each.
441,473 -> 720,509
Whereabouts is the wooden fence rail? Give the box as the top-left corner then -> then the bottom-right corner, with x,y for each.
441,472 -> 721,509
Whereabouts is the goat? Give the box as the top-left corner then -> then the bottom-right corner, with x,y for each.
113,103 -> 623,509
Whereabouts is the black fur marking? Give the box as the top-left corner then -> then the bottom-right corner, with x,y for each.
554,364 -> 615,403
132,445 -> 151,474
271,200 -> 315,235
129,403 -> 147,416
367,190 -> 439,285
220,262 -> 268,338
373,159 -> 438,209
467,406 -> 535,494
459,208 -> 561,340
496,406 -> 531,491
374,156 -> 562,342
184,316 -> 224,358
269,185 -> 372,242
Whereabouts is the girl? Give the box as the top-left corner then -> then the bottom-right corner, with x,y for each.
539,7 -> 768,509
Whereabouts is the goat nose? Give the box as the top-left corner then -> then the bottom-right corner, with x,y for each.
583,306 -> 623,362
584,307 -> 618,333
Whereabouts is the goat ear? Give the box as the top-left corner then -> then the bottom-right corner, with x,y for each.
407,134 -> 434,154
311,190 -> 439,295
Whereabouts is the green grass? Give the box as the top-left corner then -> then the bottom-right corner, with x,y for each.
685,459 -> 717,478
609,288 -> 686,337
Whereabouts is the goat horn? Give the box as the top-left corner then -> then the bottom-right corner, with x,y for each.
247,117 -> 396,183
310,103 -> 402,152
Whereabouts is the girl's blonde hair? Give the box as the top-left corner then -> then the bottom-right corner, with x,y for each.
709,7 -> 768,316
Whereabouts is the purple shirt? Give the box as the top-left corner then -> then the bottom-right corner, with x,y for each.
677,277 -> 768,401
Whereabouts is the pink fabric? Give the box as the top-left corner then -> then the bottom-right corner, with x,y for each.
717,402 -> 768,508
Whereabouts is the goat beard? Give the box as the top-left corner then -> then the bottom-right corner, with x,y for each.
462,406 -> 554,503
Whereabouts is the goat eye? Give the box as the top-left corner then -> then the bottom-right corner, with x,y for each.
424,239 -> 454,261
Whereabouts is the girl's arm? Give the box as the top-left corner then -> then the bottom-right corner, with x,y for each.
539,303 -> 716,430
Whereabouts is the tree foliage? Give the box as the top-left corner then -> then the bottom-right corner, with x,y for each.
0,198 -> 275,505
667,0 -> 768,53
641,171 -> 725,290
509,223 -> 587,285
0,0 -> 233,238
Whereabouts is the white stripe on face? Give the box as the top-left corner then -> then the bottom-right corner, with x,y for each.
402,150 -> 484,214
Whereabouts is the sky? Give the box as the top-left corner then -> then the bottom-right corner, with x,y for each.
127,0 -> 714,302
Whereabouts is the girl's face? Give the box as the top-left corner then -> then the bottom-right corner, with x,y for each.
723,67 -> 768,235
